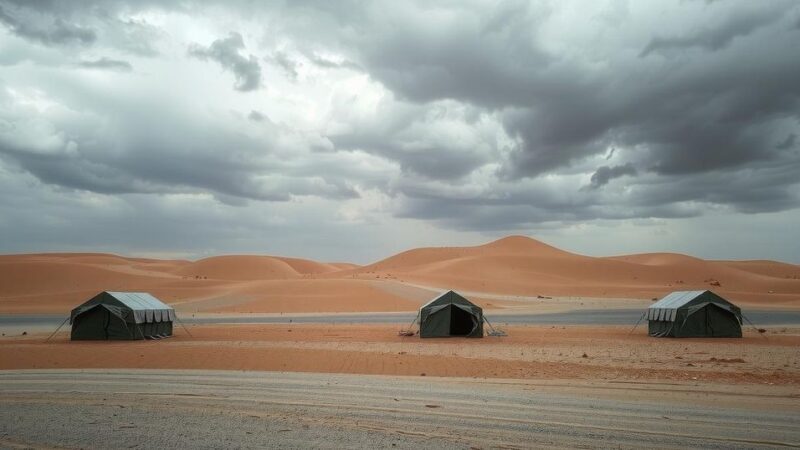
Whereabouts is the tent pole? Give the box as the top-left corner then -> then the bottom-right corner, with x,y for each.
628,312 -> 646,335
44,317 -> 70,342
741,313 -> 767,339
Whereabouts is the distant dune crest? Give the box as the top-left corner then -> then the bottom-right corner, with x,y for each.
0,236 -> 798,314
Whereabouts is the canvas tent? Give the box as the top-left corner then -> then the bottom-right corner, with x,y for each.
647,290 -> 742,338
70,291 -> 175,340
418,290 -> 484,338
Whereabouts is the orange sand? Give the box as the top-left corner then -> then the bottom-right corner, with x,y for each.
2,325 -> 798,385
343,237 -> 800,306
1,236 -> 799,315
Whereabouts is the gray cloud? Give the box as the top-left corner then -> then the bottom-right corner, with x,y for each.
329,100 -> 499,180
322,1 -> 800,186
306,53 -> 360,70
776,133 -> 796,150
77,57 -> 132,71
584,163 -> 637,190
270,51 -> 298,80
639,7 -> 781,57
1,0 -> 799,262
188,32 -> 262,91
0,75 -> 359,203
248,110 -> 266,122
0,3 -> 96,46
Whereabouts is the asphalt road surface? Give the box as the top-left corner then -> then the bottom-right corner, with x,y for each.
0,370 -> 798,449
3,309 -> 800,331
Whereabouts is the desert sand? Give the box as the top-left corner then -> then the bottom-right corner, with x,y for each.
2,324 -> 799,385
2,237 -> 799,386
1,236 -> 799,315
2,237 -> 799,448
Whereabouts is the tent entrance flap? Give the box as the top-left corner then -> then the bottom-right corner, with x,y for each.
449,306 -> 475,336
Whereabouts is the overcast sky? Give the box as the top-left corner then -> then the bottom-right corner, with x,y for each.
1,0 -> 799,263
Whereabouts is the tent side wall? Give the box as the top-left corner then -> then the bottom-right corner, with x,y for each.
648,320 -> 673,337
71,305 -> 138,340
420,306 -> 451,338
138,321 -> 173,338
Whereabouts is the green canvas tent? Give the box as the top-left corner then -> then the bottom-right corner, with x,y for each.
419,290 -> 484,338
70,291 -> 175,340
648,290 -> 742,338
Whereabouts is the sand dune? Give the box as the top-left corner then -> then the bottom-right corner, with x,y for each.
174,255 -> 302,281
348,236 -> 800,305
196,279 -> 421,314
1,236 -> 798,315
173,255 -> 345,281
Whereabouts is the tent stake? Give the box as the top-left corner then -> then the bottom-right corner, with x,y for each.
483,316 -> 506,337
628,312 -> 646,335
44,317 -> 70,342
741,313 -> 767,339
399,313 -> 419,336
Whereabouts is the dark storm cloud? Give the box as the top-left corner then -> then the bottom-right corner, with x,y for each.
188,32 -> 262,92
335,1 -> 800,183
331,132 -> 487,180
283,0 -> 799,231
776,134 -> 796,150
77,57 -> 132,71
2,0 -> 800,255
354,1 -> 553,109
639,7 -> 781,56
395,193 -> 705,233
328,101 -> 497,180
0,3 -> 96,46
584,163 -> 637,190
0,76 -> 359,203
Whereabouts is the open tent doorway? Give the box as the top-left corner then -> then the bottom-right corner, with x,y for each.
448,305 -> 477,336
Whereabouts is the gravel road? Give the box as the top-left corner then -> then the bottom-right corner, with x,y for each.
1,370 -> 798,449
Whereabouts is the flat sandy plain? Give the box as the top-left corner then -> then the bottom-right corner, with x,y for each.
1,236 -> 799,448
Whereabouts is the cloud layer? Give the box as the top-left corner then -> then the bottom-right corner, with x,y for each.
0,0 -> 798,262
188,32 -> 262,92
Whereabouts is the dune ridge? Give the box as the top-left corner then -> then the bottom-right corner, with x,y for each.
346,236 -> 800,304
1,236 -> 798,314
